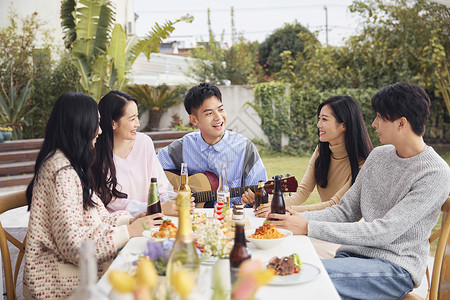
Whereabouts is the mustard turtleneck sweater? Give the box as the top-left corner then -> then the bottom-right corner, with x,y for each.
285,143 -> 364,212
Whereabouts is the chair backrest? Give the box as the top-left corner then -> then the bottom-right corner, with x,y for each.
429,195 -> 450,300
0,190 -> 28,300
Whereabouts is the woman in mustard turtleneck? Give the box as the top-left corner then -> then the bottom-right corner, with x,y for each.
249,95 -> 373,215
285,94 -> 374,212
260,95 -> 373,257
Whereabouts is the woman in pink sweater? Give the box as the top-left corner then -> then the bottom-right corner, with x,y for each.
93,90 -> 178,216
23,92 -> 163,299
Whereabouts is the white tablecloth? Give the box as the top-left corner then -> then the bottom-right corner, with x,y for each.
97,208 -> 340,300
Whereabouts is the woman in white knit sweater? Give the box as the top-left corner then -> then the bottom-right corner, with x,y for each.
23,93 -> 163,299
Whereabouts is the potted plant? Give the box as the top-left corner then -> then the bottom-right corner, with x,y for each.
0,126 -> 13,141
125,84 -> 187,131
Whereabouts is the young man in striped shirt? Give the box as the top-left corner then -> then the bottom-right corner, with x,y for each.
157,83 -> 267,207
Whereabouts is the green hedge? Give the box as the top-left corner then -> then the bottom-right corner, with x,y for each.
253,83 -> 380,154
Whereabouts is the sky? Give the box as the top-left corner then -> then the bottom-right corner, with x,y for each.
133,0 -> 362,47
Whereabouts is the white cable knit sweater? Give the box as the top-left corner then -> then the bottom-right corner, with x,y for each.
302,145 -> 450,286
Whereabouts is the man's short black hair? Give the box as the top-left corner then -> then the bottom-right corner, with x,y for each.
184,83 -> 222,115
371,82 -> 430,136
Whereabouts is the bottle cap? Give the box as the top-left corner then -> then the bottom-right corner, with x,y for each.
151,177 -> 157,183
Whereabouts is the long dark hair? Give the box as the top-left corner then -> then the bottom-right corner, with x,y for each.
26,92 -> 99,210
315,95 -> 373,188
92,90 -> 138,206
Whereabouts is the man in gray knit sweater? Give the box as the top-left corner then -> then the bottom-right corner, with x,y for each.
271,82 -> 450,300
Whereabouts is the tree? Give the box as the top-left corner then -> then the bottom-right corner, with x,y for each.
275,31 -> 355,91
345,0 -> 450,142
61,0 -> 193,101
347,0 -> 449,95
188,7 -> 263,85
258,22 -> 314,75
0,11 -> 40,138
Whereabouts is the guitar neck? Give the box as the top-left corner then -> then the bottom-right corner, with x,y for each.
193,184 -> 258,203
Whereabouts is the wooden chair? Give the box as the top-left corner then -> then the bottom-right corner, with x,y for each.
404,195 -> 450,300
0,190 -> 28,300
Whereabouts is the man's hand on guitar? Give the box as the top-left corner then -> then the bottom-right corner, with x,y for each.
241,189 -> 255,206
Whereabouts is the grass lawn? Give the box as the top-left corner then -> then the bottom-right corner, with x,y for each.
261,147 -> 449,256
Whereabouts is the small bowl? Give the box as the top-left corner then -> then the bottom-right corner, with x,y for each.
245,228 -> 293,250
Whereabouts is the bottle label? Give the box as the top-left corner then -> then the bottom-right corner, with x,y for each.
176,191 -> 191,207
217,191 -> 231,215
230,266 -> 240,285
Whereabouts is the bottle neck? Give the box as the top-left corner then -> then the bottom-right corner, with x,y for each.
275,179 -> 282,191
218,165 -> 228,191
233,221 -> 246,244
148,183 -> 159,205
179,174 -> 190,193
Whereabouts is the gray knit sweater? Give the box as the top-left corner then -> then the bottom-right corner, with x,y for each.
302,145 -> 450,286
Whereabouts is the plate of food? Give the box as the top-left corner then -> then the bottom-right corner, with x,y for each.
245,222 -> 292,250
266,254 -> 320,285
142,219 -> 177,241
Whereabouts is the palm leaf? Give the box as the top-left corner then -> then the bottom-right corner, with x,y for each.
76,0 -> 102,57
125,84 -> 154,108
8,87 -> 16,116
108,24 -> 126,83
130,15 -> 192,66
90,56 -> 109,101
108,66 -> 118,89
0,93 -> 8,121
71,54 -> 91,92
94,1 -> 114,57
61,0 -> 77,49
12,84 -> 32,121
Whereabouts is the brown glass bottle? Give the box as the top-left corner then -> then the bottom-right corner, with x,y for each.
229,211 -> 251,285
270,175 -> 285,220
147,177 -> 162,219
254,180 -> 269,209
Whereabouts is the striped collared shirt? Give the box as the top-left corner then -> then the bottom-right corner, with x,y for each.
157,130 -> 267,203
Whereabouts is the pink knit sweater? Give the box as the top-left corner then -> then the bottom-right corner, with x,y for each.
23,150 -> 131,299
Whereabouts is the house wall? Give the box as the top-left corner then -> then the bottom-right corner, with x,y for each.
0,0 -> 135,48
0,0 -> 64,48
155,85 -> 269,143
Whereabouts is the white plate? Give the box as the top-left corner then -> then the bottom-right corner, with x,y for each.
268,262 -> 321,286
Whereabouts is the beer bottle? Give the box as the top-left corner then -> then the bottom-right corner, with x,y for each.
229,205 -> 251,285
270,175 -> 286,220
179,162 -> 191,193
254,180 -> 268,209
217,163 -> 231,217
147,177 -> 162,219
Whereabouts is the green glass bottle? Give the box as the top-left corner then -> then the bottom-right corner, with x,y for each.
147,177 -> 162,219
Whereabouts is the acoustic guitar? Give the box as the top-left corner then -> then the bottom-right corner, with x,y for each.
165,171 -> 298,205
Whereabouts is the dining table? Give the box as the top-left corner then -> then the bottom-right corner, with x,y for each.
96,208 -> 340,300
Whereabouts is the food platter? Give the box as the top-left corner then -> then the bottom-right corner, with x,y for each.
268,262 -> 320,286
